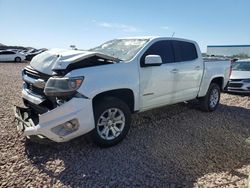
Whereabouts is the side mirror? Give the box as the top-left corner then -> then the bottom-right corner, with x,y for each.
144,55 -> 162,66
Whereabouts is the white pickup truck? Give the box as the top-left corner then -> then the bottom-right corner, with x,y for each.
14,37 -> 231,147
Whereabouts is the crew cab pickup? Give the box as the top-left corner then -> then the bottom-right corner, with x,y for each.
14,37 -> 231,147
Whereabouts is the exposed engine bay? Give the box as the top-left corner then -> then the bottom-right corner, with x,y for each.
30,48 -> 120,75
22,49 -> 120,115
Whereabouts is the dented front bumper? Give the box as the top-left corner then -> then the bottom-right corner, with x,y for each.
14,98 -> 95,142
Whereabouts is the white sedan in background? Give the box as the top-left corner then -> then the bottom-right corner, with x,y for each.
0,50 -> 26,62
227,59 -> 250,93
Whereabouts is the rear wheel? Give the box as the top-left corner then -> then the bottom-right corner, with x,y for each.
15,57 -> 21,62
199,83 -> 221,112
92,97 -> 131,147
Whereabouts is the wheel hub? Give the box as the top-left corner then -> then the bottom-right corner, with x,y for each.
209,88 -> 219,108
107,120 -> 113,126
97,108 -> 125,140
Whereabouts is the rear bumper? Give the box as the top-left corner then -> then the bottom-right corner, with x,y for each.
14,98 -> 95,142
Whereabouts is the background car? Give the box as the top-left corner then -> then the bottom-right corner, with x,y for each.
0,50 -> 26,62
25,49 -> 47,61
227,59 -> 250,93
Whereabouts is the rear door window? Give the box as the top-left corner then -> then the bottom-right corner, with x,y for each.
172,41 -> 198,62
141,40 -> 174,65
5,51 -> 15,54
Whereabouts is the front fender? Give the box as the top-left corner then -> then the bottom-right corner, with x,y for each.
65,62 -> 140,111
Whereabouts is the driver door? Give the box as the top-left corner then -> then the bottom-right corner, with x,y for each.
139,40 -> 179,110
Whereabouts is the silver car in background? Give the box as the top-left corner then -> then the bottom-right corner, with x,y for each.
227,59 -> 250,93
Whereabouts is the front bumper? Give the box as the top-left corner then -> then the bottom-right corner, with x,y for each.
226,80 -> 250,93
14,98 -> 95,142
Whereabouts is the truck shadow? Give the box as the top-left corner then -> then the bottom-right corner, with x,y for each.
24,103 -> 250,187
224,91 -> 250,97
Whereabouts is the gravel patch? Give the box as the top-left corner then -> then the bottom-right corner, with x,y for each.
0,62 -> 250,187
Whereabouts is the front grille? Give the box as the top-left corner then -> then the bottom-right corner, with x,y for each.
26,83 -> 45,96
24,69 -> 41,80
24,66 -> 50,80
23,66 -> 50,96
229,79 -> 243,82
22,66 -> 56,112
228,82 -> 243,88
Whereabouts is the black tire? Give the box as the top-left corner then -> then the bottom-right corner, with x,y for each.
199,83 -> 221,112
92,97 -> 131,147
15,57 -> 21,62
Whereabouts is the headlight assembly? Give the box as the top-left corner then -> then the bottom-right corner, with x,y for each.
44,76 -> 84,96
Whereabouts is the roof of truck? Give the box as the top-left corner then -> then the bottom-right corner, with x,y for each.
118,36 -> 156,40
119,36 -> 196,43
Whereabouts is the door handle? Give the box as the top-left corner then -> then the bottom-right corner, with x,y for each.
194,66 -> 201,70
171,69 -> 179,73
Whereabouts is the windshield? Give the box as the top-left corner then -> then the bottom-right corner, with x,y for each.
90,39 -> 149,61
232,61 -> 250,71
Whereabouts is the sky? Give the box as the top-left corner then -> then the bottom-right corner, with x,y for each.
0,0 -> 250,52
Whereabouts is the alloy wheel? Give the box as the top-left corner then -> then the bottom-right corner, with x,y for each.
97,108 -> 125,140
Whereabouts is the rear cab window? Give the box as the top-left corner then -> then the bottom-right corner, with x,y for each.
172,40 -> 198,62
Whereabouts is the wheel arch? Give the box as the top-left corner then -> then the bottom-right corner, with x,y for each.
92,88 -> 135,113
198,75 -> 225,97
210,77 -> 224,90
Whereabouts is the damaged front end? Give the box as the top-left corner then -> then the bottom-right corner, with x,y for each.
14,66 -> 88,142
14,49 -> 112,142
14,95 -> 95,142
13,106 -> 49,143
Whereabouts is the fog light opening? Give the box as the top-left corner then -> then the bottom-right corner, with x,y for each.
63,120 -> 79,131
51,119 -> 79,137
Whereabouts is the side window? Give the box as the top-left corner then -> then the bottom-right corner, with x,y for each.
0,51 -> 8,55
172,41 -> 198,62
140,40 -> 174,66
5,51 -> 15,54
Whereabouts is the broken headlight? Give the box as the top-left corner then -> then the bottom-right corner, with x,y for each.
44,77 -> 84,97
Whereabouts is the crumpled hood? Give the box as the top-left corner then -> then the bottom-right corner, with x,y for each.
30,48 -> 118,75
230,70 -> 250,79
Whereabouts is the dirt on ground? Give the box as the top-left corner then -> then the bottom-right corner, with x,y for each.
0,62 -> 249,188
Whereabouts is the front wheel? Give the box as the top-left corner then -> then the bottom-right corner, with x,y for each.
92,97 -> 131,147
199,83 -> 221,112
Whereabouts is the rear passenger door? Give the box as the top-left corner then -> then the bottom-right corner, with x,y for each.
171,40 -> 203,102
